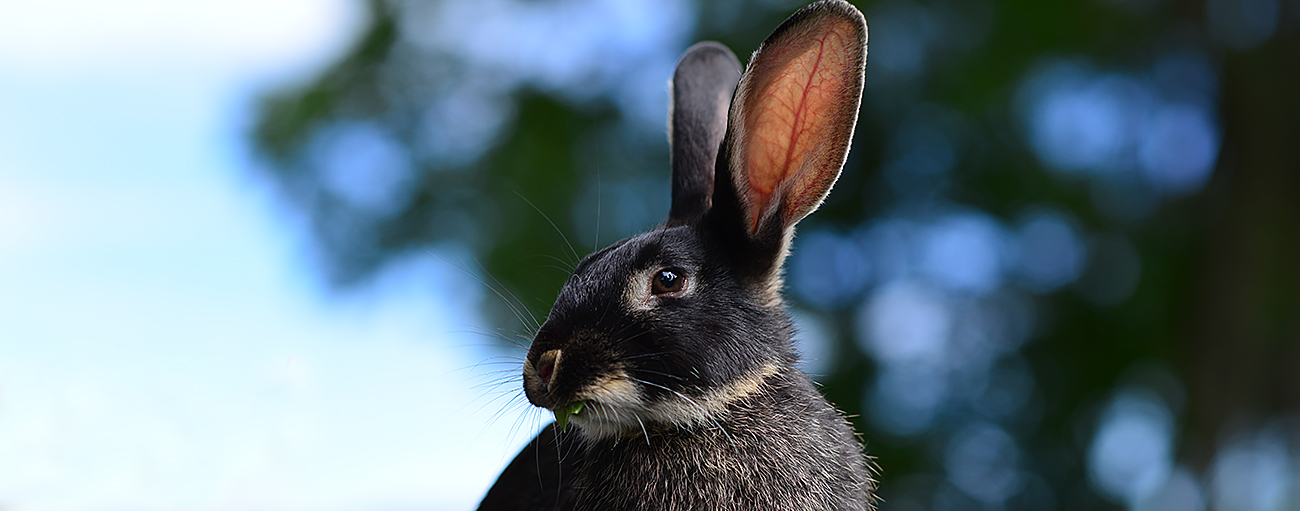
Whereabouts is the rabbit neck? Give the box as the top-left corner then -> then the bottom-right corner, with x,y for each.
636,361 -> 782,431
571,365 -> 874,510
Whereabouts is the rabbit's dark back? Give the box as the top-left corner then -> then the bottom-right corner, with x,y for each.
481,1 -> 873,509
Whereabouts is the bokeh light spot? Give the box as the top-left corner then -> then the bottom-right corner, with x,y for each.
1088,389 -> 1176,505
1138,103 -> 1220,197
791,229 -> 872,309
944,422 -> 1024,504
858,280 -> 951,363
919,212 -> 1006,295
1013,208 -> 1086,293
312,122 -> 412,216
1210,425 -> 1292,511
1207,0 -> 1280,50
866,362 -> 948,436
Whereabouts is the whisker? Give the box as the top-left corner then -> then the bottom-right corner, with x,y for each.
525,262 -> 576,275
459,356 -> 524,374
630,376 -> 735,449
468,362 -> 527,372
477,368 -> 524,384
444,262 -> 535,335
450,326 -> 532,350
476,259 -> 543,333
471,377 -> 522,393
480,393 -> 531,439
503,395 -> 535,443
632,369 -> 686,381
620,351 -> 669,361
515,191 -> 581,264
474,384 -> 529,422
593,159 -> 601,253
524,253 -> 577,273
613,328 -> 656,347
552,421 -> 565,510
434,253 -> 541,334
478,367 -> 525,377
635,415 -> 651,446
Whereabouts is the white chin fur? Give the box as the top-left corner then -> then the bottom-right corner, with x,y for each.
567,371 -> 646,441
569,403 -> 644,440
568,364 -> 781,441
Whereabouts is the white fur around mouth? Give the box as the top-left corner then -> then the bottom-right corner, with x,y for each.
564,371 -> 646,440
568,400 -> 646,439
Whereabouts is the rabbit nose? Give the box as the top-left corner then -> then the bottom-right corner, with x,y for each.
537,349 -> 562,392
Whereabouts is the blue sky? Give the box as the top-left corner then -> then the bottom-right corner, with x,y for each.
0,2 -> 539,509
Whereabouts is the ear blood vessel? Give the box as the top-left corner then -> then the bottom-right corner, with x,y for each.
479,1 -> 873,509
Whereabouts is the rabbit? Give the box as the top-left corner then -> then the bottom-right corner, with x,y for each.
478,1 -> 872,509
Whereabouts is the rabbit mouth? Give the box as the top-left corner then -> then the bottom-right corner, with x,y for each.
551,401 -> 586,431
553,372 -> 650,439
567,399 -> 649,440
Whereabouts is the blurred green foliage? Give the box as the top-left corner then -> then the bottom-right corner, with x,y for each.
252,0 -> 1300,509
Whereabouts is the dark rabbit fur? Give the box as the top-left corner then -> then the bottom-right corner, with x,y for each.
479,1 -> 873,509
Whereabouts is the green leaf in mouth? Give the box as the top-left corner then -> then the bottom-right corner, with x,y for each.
553,401 -> 586,431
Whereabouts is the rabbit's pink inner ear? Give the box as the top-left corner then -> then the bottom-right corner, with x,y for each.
736,14 -> 864,234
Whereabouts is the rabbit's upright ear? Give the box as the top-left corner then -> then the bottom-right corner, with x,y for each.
712,0 -> 866,258
667,42 -> 743,226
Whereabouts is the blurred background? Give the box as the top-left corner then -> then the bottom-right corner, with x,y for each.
1,0 -> 1297,510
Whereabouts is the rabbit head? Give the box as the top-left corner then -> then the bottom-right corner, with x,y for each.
522,0 -> 866,441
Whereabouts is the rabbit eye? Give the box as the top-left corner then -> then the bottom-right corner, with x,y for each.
651,269 -> 685,295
